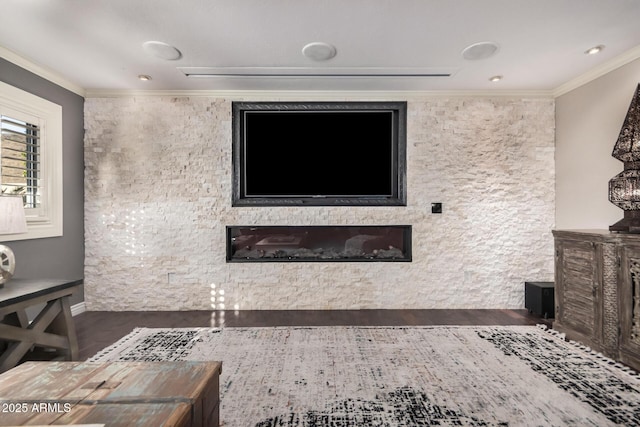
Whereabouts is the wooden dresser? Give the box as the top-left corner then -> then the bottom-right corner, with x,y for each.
553,230 -> 640,371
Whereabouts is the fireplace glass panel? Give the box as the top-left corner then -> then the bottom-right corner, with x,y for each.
227,225 -> 411,262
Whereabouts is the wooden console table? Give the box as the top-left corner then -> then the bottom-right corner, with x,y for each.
0,361 -> 222,426
0,278 -> 82,373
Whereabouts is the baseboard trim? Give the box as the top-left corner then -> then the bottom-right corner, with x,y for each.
71,301 -> 86,317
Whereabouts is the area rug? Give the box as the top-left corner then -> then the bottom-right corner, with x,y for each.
89,326 -> 640,426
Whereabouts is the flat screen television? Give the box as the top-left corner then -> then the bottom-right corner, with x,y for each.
232,101 -> 407,206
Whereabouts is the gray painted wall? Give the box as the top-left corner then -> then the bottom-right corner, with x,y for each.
0,58 -> 85,304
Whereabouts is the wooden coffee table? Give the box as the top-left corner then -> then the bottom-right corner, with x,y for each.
0,360 -> 222,426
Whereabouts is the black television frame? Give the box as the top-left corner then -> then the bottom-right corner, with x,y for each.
231,101 -> 407,206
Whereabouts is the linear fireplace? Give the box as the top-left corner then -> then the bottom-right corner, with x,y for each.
226,225 -> 411,262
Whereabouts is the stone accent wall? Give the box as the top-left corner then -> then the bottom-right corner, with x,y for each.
84,96 -> 555,311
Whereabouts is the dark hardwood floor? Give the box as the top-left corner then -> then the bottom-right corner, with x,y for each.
75,309 -> 550,360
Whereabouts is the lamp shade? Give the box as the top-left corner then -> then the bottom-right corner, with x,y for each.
0,196 -> 27,235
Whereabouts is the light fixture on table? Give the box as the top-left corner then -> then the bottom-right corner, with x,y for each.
609,84 -> 640,233
0,196 -> 27,287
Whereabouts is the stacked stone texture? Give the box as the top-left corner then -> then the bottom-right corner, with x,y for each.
84,96 -> 555,310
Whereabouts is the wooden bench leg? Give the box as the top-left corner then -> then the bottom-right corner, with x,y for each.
49,296 -> 79,360
0,296 -> 79,372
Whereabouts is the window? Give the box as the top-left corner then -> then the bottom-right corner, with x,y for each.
0,81 -> 62,241
2,116 -> 41,209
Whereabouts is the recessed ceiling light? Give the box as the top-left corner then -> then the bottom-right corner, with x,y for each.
489,75 -> 503,82
462,42 -> 500,60
142,41 -> 182,61
585,45 -> 605,55
302,42 -> 337,61
138,74 -> 152,81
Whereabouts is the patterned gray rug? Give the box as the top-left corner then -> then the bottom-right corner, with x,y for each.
89,326 -> 640,426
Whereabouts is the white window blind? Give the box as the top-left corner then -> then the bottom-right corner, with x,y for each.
1,115 -> 41,210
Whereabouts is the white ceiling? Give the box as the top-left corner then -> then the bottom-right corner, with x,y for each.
2,0 -> 640,95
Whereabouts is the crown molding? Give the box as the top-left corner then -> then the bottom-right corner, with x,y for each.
553,45 -> 640,98
0,45 -> 86,97
84,89 -> 554,99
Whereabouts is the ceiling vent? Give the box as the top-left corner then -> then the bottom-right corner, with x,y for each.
177,67 -> 457,78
